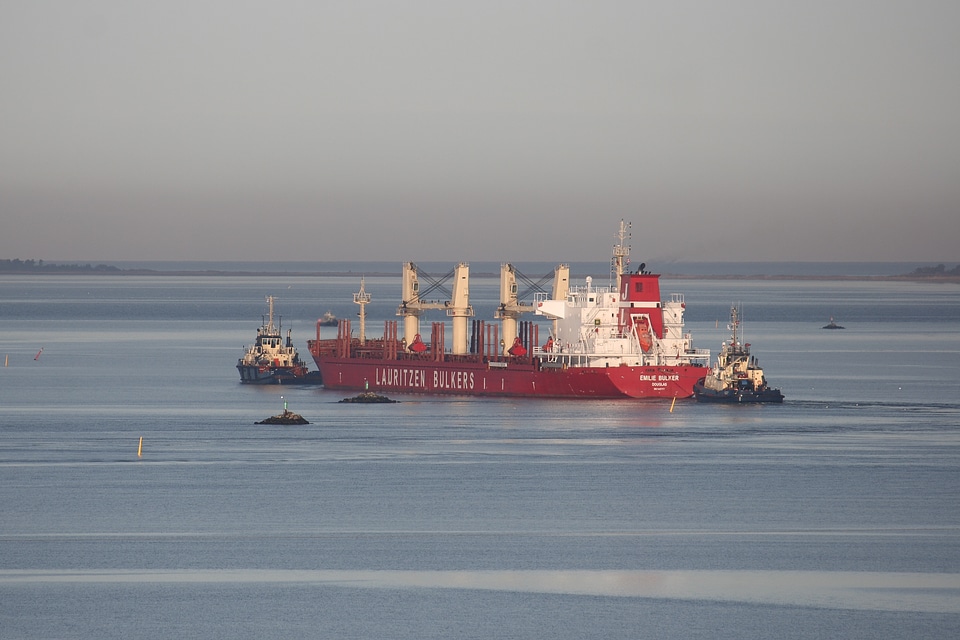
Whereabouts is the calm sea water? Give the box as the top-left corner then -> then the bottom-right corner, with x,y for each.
2,272 -> 959,639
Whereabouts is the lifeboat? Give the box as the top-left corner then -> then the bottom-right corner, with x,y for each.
636,317 -> 654,352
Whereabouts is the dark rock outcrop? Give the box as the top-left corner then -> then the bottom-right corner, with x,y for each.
257,410 -> 309,425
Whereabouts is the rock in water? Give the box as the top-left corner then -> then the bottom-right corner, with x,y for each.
338,391 -> 397,404
256,409 -> 309,425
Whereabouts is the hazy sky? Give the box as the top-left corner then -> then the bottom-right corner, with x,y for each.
2,1 -> 958,263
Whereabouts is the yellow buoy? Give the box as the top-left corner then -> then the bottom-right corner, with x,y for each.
137,436 -> 143,457
669,396 -> 676,413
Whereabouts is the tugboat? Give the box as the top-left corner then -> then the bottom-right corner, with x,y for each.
694,305 -> 784,403
237,296 -> 315,384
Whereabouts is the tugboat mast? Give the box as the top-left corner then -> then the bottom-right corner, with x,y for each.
730,304 -> 740,350
265,295 -> 277,333
727,304 -> 747,355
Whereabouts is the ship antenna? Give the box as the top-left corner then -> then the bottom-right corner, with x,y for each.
266,295 -> 276,333
354,276 -> 371,344
739,303 -> 744,349
611,219 -> 631,291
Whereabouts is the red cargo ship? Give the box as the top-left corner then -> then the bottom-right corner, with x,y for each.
308,221 -> 710,399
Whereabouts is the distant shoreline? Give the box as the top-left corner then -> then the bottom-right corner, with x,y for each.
2,267 -> 958,283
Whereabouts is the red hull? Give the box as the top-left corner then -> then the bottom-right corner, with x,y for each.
314,355 -> 708,399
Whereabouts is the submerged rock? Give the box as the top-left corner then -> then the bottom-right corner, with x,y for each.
339,391 -> 397,404
256,409 -> 309,425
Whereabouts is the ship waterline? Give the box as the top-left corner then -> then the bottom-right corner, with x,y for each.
318,357 -> 705,398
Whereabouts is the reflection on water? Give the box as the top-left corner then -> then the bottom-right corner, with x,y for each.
4,569 -> 958,613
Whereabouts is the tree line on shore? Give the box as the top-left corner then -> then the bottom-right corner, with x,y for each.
0,259 -> 120,272
909,264 -> 960,277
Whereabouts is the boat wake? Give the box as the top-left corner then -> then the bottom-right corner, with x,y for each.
4,569 -> 958,613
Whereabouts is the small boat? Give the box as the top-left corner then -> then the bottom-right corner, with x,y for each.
694,305 -> 783,403
237,296 -> 317,384
822,317 -> 845,329
318,310 -> 338,327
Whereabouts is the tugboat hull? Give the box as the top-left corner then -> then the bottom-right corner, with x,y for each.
237,364 -> 321,385
693,380 -> 784,403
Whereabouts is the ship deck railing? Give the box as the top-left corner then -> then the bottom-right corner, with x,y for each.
688,348 -> 711,363
568,285 -> 615,305
535,353 -> 590,368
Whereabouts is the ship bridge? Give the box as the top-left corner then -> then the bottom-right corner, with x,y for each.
535,274 -> 710,368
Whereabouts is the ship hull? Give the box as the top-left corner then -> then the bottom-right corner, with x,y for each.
315,356 -> 708,399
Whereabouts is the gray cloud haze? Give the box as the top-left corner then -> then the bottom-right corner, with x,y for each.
2,1 -> 958,262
